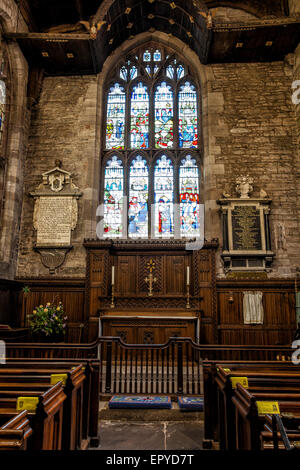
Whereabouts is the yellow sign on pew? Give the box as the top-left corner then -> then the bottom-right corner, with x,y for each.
17,397 -> 39,412
50,373 -> 68,386
257,401 -> 280,415
230,377 -> 249,389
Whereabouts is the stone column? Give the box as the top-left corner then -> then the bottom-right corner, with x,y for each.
0,1 -> 29,279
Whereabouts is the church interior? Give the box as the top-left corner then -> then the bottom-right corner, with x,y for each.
0,0 -> 300,453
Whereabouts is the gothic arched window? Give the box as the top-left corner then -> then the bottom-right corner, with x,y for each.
102,44 -> 201,239
106,83 -> 126,150
154,155 -> 174,237
130,83 -> 149,149
155,82 -> 174,149
129,156 -> 149,238
103,156 -> 124,238
179,155 -> 200,237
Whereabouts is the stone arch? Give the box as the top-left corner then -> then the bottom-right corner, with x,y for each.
85,31 -> 225,243
0,8 -> 29,278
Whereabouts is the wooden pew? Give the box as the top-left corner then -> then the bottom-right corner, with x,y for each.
261,414 -> 300,450
0,381 -> 66,450
0,364 -> 86,450
0,410 -> 32,450
232,383 -> 300,450
216,365 -> 300,450
1,358 -> 100,447
202,359 -> 298,447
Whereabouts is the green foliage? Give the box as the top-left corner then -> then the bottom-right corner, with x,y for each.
27,302 -> 67,337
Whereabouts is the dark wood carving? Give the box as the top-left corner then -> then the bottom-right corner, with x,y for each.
139,256 -> 163,294
102,318 -> 197,345
84,239 -> 218,342
99,296 -> 200,310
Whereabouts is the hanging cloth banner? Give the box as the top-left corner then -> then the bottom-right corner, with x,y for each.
243,291 -> 264,324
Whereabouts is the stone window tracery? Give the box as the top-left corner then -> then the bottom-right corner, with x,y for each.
102,43 -> 201,239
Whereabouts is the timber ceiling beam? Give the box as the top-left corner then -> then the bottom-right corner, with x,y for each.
3,0 -> 299,76
5,32 -> 90,41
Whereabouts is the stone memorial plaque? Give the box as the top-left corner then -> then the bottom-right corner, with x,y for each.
218,176 -> 273,272
35,196 -> 73,246
30,162 -> 82,272
232,205 -> 262,250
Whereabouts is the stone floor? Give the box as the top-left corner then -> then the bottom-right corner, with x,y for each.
97,420 -> 204,450
95,401 -> 205,450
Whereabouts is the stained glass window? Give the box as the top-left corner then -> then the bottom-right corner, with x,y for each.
153,50 -> 161,61
143,50 -> 151,62
178,82 -> 198,148
0,80 -> 5,146
130,83 -> 149,149
155,82 -> 173,149
129,156 -> 149,238
177,65 -> 185,79
103,156 -> 124,237
154,155 -> 174,237
180,155 -> 200,237
129,66 -> 138,80
103,45 -> 200,239
106,83 -> 126,149
120,66 -> 128,81
166,65 -> 174,79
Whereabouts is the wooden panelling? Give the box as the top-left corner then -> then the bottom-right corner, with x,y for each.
18,279 -> 86,343
84,240 -> 218,343
165,256 -> 186,294
102,318 -> 196,345
116,256 -> 137,295
0,280 -> 22,326
217,280 -> 297,345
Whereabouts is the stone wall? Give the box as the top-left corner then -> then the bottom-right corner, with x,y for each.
17,75 -> 98,278
16,33 -> 300,280
208,61 -> 299,278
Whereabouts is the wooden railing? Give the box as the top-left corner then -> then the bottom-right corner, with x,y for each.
97,337 -> 293,396
4,337 -> 294,397
5,339 -> 100,359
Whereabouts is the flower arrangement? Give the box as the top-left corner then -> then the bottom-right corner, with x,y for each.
27,302 -> 67,338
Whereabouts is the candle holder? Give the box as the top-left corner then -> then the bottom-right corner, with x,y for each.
110,284 -> 115,309
186,284 -> 191,309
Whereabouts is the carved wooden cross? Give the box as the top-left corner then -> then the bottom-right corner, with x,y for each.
145,258 -> 157,296
144,272 -> 157,297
